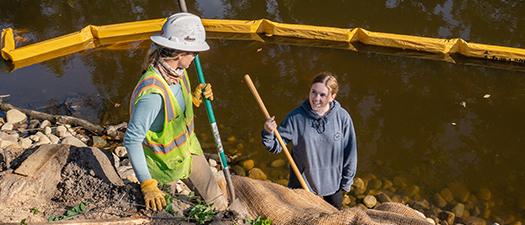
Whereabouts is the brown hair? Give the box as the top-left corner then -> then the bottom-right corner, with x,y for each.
312,72 -> 339,96
142,44 -> 184,71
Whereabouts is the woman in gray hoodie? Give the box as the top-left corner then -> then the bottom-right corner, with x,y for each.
262,72 -> 357,209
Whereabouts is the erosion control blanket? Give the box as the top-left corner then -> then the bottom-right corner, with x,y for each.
232,175 -> 432,225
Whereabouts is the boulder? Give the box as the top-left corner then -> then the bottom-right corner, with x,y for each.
6,109 -> 26,124
18,138 -> 32,149
438,210 -> 455,225
452,203 -> 465,218
433,193 -> 448,208
241,159 -> 255,171
114,146 -> 128,158
62,136 -> 87,147
1,123 -> 13,131
47,134 -> 60,144
248,168 -> 267,180
92,136 -> 107,148
477,188 -> 491,201
270,159 -> 285,168
232,165 -> 246,176
39,120 -> 51,129
351,177 -> 366,195
44,126 -> 52,135
363,195 -> 377,208
376,192 -> 392,203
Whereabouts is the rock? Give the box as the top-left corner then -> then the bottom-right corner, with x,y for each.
476,188 -> 491,201
92,136 -> 107,148
226,135 -> 236,143
176,180 -> 191,195
39,120 -> 51,129
241,159 -> 255,170
248,168 -> 267,180
18,138 -> 32,149
44,126 -> 52,135
462,216 -> 487,225
411,200 -> 430,213
208,158 -> 217,167
270,159 -> 285,168
393,176 -> 408,188
276,179 -> 288,186
440,188 -> 454,203
34,135 -> 51,146
368,178 -> 382,190
433,193 -> 448,208
0,132 -> 17,142
342,195 -> 352,206
55,125 -> 70,138
438,210 -> 455,225
391,195 -> 403,203
426,217 -> 436,225
29,119 -> 40,129
47,134 -> 59,144
6,109 -> 26,124
114,146 -> 127,158
452,203 -> 465,218
382,179 -> 393,189
448,182 -> 470,203
402,185 -> 420,198
232,165 -> 246,176
351,177 -> 366,195
375,192 -> 392,203
62,136 -> 87,147
1,123 -> 13,131
363,195 -> 377,208
0,139 -> 17,149
117,166 -> 138,183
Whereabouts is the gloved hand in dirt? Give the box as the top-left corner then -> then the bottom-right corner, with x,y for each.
192,83 -> 213,107
140,179 -> 167,211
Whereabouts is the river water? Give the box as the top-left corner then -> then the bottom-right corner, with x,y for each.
1,0 -> 524,221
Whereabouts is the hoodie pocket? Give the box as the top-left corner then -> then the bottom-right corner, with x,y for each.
302,166 -> 342,195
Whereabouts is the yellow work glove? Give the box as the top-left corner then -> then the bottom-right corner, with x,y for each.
140,179 -> 167,211
192,83 -> 213,107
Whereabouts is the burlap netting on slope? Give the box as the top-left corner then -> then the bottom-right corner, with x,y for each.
231,175 -> 433,225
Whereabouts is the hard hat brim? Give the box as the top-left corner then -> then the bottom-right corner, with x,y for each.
150,36 -> 210,52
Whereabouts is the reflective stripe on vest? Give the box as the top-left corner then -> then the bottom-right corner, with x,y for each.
130,67 -> 195,155
143,117 -> 195,154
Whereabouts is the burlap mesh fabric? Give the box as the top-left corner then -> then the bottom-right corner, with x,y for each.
232,175 -> 433,225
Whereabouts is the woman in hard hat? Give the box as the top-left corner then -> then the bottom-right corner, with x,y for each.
261,72 -> 357,209
124,12 -> 227,211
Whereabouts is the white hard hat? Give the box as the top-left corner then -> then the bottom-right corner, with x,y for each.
150,13 -> 210,52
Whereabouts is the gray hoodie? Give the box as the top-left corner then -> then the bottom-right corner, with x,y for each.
262,100 -> 357,196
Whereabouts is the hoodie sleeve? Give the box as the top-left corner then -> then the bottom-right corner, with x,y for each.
261,113 -> 295,154
340,113 -> 357,192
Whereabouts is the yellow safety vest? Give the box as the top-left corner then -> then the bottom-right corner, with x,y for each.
130,66 -> 203,184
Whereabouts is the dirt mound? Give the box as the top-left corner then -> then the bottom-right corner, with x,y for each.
51,160 -> 142,220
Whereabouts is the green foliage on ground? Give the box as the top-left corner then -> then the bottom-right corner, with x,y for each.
47,201 -> 88,222
247,216 -> 272,225
30,207 -> 40,215
188,201 -> 216,224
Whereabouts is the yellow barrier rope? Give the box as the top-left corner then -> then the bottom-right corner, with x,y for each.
1,18 -> 524,70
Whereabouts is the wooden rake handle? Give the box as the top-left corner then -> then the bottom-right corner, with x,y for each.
244,74 -> 311,192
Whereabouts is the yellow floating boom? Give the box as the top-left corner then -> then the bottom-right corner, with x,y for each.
1,18 -> 525,69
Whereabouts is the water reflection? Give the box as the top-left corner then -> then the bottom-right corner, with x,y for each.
1,0 -> 525,221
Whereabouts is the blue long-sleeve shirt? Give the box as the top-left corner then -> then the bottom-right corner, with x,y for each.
262,100 -> 357,196
124,82 -> 185,183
